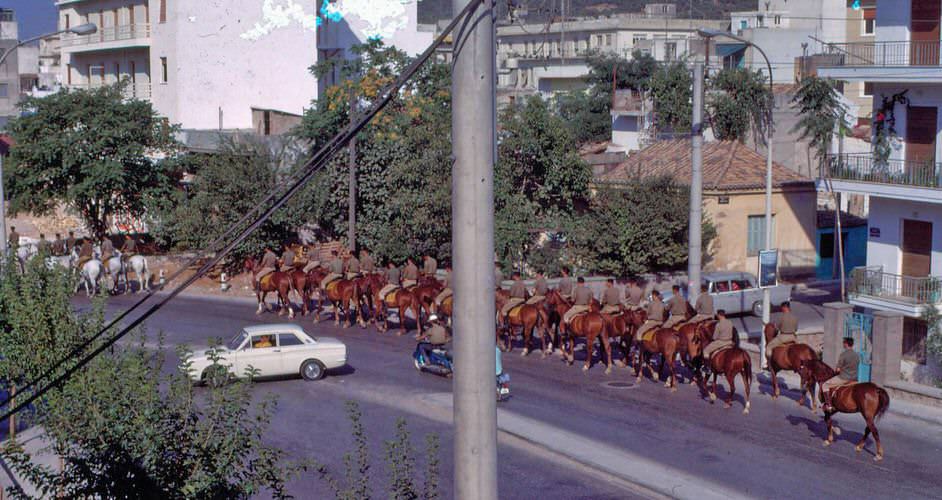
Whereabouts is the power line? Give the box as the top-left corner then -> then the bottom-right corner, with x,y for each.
0,0 -> 485,425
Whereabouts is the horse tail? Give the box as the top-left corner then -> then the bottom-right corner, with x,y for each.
741,349 -> 753,382
874,387 -> 890,421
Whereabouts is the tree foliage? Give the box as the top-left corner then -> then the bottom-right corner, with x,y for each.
555,89 -> 611,145
563,178 -> 716,276
649,61 -> 693,134
5,84 -> 180,238
708,68 -> 773,143
0,262 -> 297,498
791,76 -> 847,163
585,50 -> 658,99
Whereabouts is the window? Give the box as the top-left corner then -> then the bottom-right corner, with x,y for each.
665,42 -> 677,60
863,82 -> 874,97
862,8 -> 875,36
130,61 -> 136,83
278,333 -> 305,346
740,20 -> 748,30
633,34 -> 646,45
159,0 -> 167,23
595,35 -> 603,47
605,34 -> 612,46
0,84 -> 7,98
160,56 -> 168,83
774,15 -> 781,25
746,215 -> 775,256
114,62 -> 120,82
64,14 -> 70,30
66,63 -> 72,85
251,335 -> 275,349
819,232 -> 848,259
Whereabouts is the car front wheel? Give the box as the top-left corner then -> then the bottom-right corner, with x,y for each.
751,301 -> 763,317
301,359 -> 326,381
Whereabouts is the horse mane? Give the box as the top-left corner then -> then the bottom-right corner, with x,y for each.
801,358 -> 837,383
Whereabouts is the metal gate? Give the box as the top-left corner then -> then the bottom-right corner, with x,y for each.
844,312 -> 873,382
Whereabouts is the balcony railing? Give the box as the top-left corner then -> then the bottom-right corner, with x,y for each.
824,153 -> 942,189
822,40 -> 942,67
69,82 -> 152,100
61,23 -> 151,48
850,267 -> 942,306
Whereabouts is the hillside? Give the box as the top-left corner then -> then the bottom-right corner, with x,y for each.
418,0 -> 758,24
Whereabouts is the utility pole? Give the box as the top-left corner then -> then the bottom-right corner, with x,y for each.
0,154 -> 6,255
688,62 -> 704,304
347,85 -> 357,252
451,0 -> 497,497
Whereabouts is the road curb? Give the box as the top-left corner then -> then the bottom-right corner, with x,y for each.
421,393 -> 751,500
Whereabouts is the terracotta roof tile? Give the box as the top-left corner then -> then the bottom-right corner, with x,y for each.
594,139 -> 812,190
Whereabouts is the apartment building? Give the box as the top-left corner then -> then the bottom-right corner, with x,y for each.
495,12 -> 726,104
818,0 -> 942,385
57,0 -> 318,133
0,8 -> 20,126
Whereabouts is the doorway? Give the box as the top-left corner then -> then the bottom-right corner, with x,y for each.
911,0 -> 941,65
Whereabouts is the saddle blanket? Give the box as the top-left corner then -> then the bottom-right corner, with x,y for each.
326,280 -> 341,294
507,304 -> 525,322
259,274 -> 274,289
642,329 -> 657,343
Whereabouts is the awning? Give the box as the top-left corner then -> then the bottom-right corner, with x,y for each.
715,43 -> 747,57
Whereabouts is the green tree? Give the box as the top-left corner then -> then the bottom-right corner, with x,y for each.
649,61 -> 693,134
708,68 -> 773,143
555,89 -> 611,145
791,76 -> 847,163
585,50 -> 658,101
5,83 -> 179,239
496,96 -> 592,268
564,177 -> 716,276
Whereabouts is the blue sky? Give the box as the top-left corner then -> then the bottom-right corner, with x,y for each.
3,1 -> 57,40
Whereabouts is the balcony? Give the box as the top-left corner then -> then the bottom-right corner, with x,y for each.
61,23 -> 151,51
850,266 -> 942,316
68,82 -> 151,100
820,154 -> 942,203
817,40 -> 942,82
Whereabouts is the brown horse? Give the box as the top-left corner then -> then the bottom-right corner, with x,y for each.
412,278 -> 444,328
243,258 -> 296,319
764,323 -> 818,409
354,273 -> 386,325
798,359 -> 890,461
315,275 -> 362,328
544,291 -> 611,372
373,285 -> 423,336
634,327 -> 682,390
688,334 -> 752,414
285,268 -> 310,316
495,290 -> 550,357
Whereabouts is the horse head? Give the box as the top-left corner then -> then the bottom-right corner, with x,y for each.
798,358 -> 835,383
243,257 -> 257,274
763,322 -> 778,344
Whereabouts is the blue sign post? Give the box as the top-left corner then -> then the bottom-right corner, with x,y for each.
758,249 -> 778,288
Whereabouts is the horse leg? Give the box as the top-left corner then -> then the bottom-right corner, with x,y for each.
256,291 -> 265,315
522,321 -> 532,357
667,351 -> 678,392
856,419 -> 872,455
397,305 -> 407,336
742,369 -> 752,415
823,411 -> 835,446
286,289 -> 295,319
583,333 -> 595,372
724,373 -> 736,409
770,365 -> 779,400
709,372 -> 718,403
869,417 -> 883,461
602,333 -> 613,375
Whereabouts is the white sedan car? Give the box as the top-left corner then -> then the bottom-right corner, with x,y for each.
186,323 -> 347,383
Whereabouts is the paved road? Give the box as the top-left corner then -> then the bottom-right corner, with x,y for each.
83,293 -> 942,499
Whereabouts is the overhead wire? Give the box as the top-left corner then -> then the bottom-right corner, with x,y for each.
0,0 -> 486,423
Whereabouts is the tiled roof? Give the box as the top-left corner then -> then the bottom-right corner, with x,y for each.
594,139 -> 813,191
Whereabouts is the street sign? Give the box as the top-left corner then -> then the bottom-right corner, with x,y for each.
758,249 -> 778,288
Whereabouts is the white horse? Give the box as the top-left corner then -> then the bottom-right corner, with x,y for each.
45,254 -> 74,271
125,254 -> 150,294
104,253 -> 125,294
14,241 -> 37,272
76,258 -> 102,297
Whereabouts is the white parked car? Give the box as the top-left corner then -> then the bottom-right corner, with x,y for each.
657,272 -> 792,317
186,323 -> 347,383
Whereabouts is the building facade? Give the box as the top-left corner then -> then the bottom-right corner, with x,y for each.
818,0 -> 942,385
0,8 -> 21,127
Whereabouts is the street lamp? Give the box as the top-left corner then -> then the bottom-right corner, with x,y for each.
698,28 -> 775,368
0,23 -> 96,255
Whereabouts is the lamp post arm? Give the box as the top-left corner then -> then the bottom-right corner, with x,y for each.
0,29 -> 75,68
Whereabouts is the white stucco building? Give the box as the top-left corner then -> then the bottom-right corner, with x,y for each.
818,0 -> 942,385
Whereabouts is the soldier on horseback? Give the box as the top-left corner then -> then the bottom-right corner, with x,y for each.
65,231 -> 76,255
556,267 -> 573,300
623,277 -> 643,310
434,264 -> 452,308
53,233 -> 64,256
499,272 -> 527,326
378,261 -> 401,300
320,250 -> 344,289
688,284 -> 714,324
766,301 -> 799,357
76,238 -> 94,269
703,309 -> 735,360
526,271 -> 548,304
562,277 -> 592,328
635,290 -> 664,341
280,243 -> 296,272
402,257 -> 419,288
120,234 -> 137,265
100,236 -> 115,263
360,248 -> 376,274
663,285 -> 688,329
37,234 -> 51,255
422,254 -> 437,277
600,278 -> 621,314
345,251 -> 360,279
255,246 -> 278,287
823,337 -> 860,412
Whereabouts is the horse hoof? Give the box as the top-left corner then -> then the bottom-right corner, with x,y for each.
709,393 -> 716,402
874,455 -> 883,462
582,365 -> 589,372
664,382 -> 671,388
614,360 -> 626,368
822,440 -> 831,447
521,349 -> 529,357
855,444 -> 864,453
604,367 -> 612,375
723,402 -> 732,409
743,408 -> 750,415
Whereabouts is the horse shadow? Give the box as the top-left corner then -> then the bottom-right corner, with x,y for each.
785,414 -> 873,457
756,372 -> 810,401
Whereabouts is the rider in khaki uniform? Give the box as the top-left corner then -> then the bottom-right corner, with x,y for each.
280,244 -> 296,272
600,278 -> 622,314
256,247 -> 278,286
422,254 -> 437,277
7,226 -> 19,250
526,272 -> 549,304
703,309 -> 735,359
320,251 -> 344,289
65,231 -> 76,254
635,290 -> 665,341
562,277 -> 593,326
624,278 -> 644,310
823,337 -> 860,411
402,258 -> 419,288
360,249 -> 376,274
499,272 -> 528,322
556,267 -> 573,300
345,253 -> 360,279
120,235 -> 137,265
53,233 -> 64,256
100,237 -> 115,262
688,284 -> 715,324
434,265 -> 453,308
379,262 -> 401,300
662,285 -> 688,329
76,239 -> 94,268
417,316 -> 451,365
37,234 -> 52,255
766,302 -> 799,358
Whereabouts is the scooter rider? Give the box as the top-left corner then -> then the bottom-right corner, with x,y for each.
416,314 -> 451,366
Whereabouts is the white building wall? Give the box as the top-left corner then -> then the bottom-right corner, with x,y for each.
871,82 -> 942,166
875,0 -> 911,42
866,197 -> 942,276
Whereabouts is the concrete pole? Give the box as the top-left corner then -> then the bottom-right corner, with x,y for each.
0,154 -> 6,255
451,0 -> 497,498
688,63 -> 704,304
760,121 -> 772,369
347,86 -> 357,252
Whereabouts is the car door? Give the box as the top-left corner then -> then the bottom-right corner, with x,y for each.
711,280 -> 738,314
233,334 -> 281,377
277,332 -> 309,375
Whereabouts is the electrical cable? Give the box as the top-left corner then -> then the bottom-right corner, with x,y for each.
0,0 -> 486,423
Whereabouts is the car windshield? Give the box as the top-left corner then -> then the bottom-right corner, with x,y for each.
226,330 -> 248,351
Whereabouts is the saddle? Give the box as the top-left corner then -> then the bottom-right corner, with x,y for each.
326,280 -> 342,294
259,274 -> 274,289
384,288 -> 401,304
712,343 -> 735,357
506,304 -> 525,322
642,329 -> 658,343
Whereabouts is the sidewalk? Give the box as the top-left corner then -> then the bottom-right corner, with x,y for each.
0,426 -> 57,496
